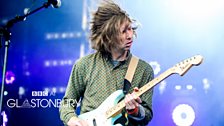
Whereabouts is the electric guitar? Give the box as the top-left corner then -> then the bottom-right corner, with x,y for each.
78,55 -> 203,126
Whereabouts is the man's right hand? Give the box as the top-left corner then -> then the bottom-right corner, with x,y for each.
67,116 -> 89,126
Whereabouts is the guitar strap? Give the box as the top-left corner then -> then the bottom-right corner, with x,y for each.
123,56 -> 139,94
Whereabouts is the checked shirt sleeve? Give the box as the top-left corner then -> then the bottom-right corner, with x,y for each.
59,60 -> 86,125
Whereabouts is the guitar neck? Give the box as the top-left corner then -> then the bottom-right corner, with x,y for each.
106,67 -> 175,118
137,67 -> 175,97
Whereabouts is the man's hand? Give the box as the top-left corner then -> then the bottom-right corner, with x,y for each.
124,87 -> 142,116
67,116 -> 89,126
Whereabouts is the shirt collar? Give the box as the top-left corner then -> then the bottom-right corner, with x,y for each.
109,51 -> 133,69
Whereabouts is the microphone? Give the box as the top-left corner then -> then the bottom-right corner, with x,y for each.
48,0 -> 61,8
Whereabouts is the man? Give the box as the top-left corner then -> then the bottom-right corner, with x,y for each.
59,1 -> 154,126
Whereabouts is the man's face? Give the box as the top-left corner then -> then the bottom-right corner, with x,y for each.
117,20 -> 134,51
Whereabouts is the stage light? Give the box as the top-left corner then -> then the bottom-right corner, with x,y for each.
18,86 -> 25,96
172,104 -> 195,126
59,87 -> 66,93
76,32 -> 82,37
175,85 -> 181,90
61,32 -> 68,38
43,87 -> 66,94
24,71 -> 30,76
52,87 -> 57,93
5,71 -> 15,84
45,32 -> 83,40
202,78 -> 210,93
54,33 -> 59,39
46,33 -> 53,40
44,87 -> 50,93
186,84 -> 193,90
59,60 -> 65,66
24,8 -> 30,15
52,60 -> 58,66
158,80 -> 166,95
1,111 -> 8,126
44,59 -> 74,67
4,91 -> 8,96
67,60 -> 73,65
80,43 -> 85,58
68,32 -> 75,38
44,61 -> 50,67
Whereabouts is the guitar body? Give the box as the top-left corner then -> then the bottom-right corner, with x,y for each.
78,90 -> 124,126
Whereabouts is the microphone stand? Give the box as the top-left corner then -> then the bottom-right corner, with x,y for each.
0,0 -> 57,124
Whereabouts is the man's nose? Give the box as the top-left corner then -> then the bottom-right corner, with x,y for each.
126,36 -> 131,40
126,33 -> 132,40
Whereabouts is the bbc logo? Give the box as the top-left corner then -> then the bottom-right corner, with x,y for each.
32,91 -> 48,96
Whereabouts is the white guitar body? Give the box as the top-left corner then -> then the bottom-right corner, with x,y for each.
78,90 -> 124,126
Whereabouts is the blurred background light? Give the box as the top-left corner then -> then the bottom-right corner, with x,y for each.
3,91 -> 8,96
1,111 -> 8,126
18,86 -> 25,97
172,104 -> 196,126
186,85 -> 193,90
5,71 -> 15,84
149,61 -> 161,75
175,85 -> 182,90
158,80 -> 166,95
202,78 -> 210,93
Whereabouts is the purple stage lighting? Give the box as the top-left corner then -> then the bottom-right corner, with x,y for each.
5,71 -> 15,84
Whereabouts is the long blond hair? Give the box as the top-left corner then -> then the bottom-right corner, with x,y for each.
90,1 -> 132,54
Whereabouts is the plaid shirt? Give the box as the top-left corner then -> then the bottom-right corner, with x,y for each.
59,52 -> 154,125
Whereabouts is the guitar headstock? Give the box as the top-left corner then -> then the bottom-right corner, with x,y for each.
173,55 -> 203,76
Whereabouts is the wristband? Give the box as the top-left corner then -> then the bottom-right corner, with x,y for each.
127,107 -> 139,115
